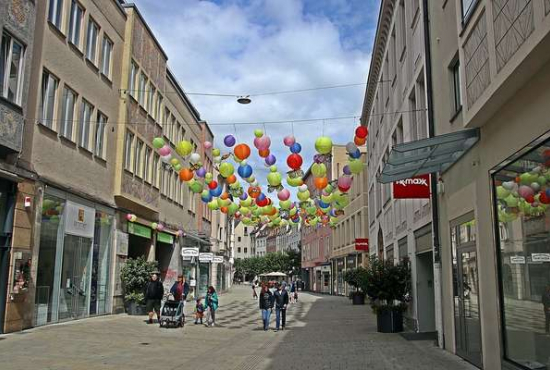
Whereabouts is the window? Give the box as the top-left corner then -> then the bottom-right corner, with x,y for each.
244,227 -> 248,235
48,0 -> 64,29
68,1 -> 84,48
147,84 -> 154,114
152,153 -> 160,187
461,0 -> 478,21
94,111 -> 107,158
41,70 -> 59,129
124,131 -> 134,171
450,57 -> 462,114
79,99 -> 93,149
156,94 -> 163,123
134,139 -> 143,177
60,86 -> 76,139
100,36 -> 113,78
237,247 -> 241,253
85,19 -> 99,63
0,32 -> 25,105
138,72 -> 146,106
144,147 -> 152,183
129,61 -> 137,98
238,237 -> 241,242
244,248 -> 247,254
398,0 -> 406,58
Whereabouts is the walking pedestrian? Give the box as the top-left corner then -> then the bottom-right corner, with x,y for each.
543,284 -> 550,334
204,286 -> 219,327
194,297 -> 205,325
290,281 -> 296,303
252,282 -> 258,300
170,275 -> 189,302
274,283 -> 289,331
144,272 -> 163,324
259,284 -> 274,331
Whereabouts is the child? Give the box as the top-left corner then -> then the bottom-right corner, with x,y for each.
194,297 -> 205,325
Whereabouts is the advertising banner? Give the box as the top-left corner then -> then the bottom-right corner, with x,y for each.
355,238 -> 369,251
181,247 -> 199,258
393,174 -> 431,199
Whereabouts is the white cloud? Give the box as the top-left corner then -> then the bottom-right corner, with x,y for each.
131,0 -> 374,190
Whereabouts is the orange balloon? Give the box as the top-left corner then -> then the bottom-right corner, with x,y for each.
179,168 -> 194,182
258,149 -> 270,158
314,177 -> 328,190
220,206 -> 228,214
234,144 -> 251,161
226,174 -> 237,184
354,136 -> 366,146
268,207 -> 277,216
220,192 -> 229,200
248,186 -> 261,198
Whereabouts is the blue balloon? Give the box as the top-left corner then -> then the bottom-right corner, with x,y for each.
257,193 -> 266,201
238,164 -> 253,178
350,148 -> 361,159
290,143 -> 302,154
210,185 -> 223,197
318,200 -> 329,208
240,192 -> 248,200
201,194 -> 212,203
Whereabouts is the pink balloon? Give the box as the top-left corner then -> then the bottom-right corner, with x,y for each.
278,189 -> 290,201
518,185 -> 534,199
203,141 -> 212,149
126,214 -> 133,221
338,176 -> 353,192
283,135 -> 295,147
254,136 -> 271,150
158,145 -> 171,156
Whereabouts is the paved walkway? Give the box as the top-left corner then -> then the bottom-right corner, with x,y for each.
0,286 -> 476,370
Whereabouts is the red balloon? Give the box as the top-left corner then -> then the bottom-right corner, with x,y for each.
355,126 -> 368,139
208,181 -> 218,190
287,153 -> 303,170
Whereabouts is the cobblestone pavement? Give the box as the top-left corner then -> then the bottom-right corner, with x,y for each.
0,286 -> 477,370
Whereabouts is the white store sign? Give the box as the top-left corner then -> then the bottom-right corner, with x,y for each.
199,253 -> 214,262
510,256 -> 526,264
531,253 -> 550,263
64,201 -> 95,238
213,256 -> 224,263
181,247 -> 199,259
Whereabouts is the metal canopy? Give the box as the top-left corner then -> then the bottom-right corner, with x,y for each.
379,129 -> 480,183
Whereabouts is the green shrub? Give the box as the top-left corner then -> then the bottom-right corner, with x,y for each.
120,257 -> 157,303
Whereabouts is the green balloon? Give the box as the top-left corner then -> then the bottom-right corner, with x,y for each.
173,164 -> 182,172
287,176 -> 303,187
496,186 -> 510,200
325,184 -> 334,194
153,137 -> 165,149
297,190 -> 310,202
307,206 -> 317,215
170,158 -> 180,167
190,181 -> 203,194
201,190 -> 210,198
519,173 -> 531,185
219,162 -> 235,178
289,208 -> 298,217
267,172 -> 282,187
254,129 -> 263,138
321,194 -> 333,204
205,173 -> 213,183
537,176 -> 547,186
315,136 -> 333,155
241,198 -> 253,207
279,200 -> 291,210
349,159 -> 363,174
212,148 -> 221,157
240,206 -> 250,215
176,140 -> 193,157
504,194 -> 519,208
311,163 -> 327,177
208,200 -> 219,210
228,203 -> 239,215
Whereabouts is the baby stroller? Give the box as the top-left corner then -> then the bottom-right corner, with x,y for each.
159,294 -> 185,328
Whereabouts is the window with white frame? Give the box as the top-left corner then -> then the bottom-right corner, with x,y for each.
60,86 -> 76,139
129,61 -> 137,98
94,111 -> 107,158
48,0 -> 64,29
100,36 -> 113,78
79,99 -> 93,149
138,72 -> 146,106
124,130 -> 134,171
1,32 -> 25,105
41,70 -> 59,129
68,0 -> 84,48
144,146 -> 152,183
134,139 -> 143,177
85,18 -> 99,64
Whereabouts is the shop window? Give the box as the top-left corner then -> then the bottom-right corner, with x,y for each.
1,31 -> 26,105
493,135 -> 550,367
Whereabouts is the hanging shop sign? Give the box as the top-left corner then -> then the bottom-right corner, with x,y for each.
355,238 -> 369,251
116,230 -> 129,256
157,232 -> 174,244
393,174 -> 431,199
510,256 -> 526,264
531,253 -> 550,263
181,247 -> 199,258
128,222 -> 152,239
64,201 -> 95,238
199,253 -> 214,262
213,256 -> 224,263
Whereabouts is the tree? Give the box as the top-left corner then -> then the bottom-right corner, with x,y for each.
233,251 -> 302,282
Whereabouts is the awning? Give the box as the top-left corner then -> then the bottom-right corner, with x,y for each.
379,129 -> 480,183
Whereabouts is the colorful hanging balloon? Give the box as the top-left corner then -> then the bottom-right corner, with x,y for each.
179,168 -> 194,182
153,137 -> 165,149
176,140 -> 193,156
287,153 -> 303,170
234,143 -> 251,161
315,136 -> 333,155
224,135 -> 236,147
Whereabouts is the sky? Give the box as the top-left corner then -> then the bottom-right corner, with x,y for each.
131,0 -> 379,191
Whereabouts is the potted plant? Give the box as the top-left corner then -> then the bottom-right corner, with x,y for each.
343,267 -> 367,305
120,257 -> 158,315
361,256 -> 411,333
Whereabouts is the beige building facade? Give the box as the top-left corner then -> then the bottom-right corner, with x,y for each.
427,0 -> 550,369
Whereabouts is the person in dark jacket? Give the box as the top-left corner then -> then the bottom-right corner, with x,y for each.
259,284 -> 273,331
274,283 -> 289,331
543,284 -> 550,333
170,275 -> 189,302
144,273 -> 164,324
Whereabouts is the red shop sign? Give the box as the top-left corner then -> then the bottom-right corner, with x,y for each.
355,238 -> 369,251
393,174 -> 431,199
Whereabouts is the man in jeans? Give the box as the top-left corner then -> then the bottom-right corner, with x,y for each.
274,283 -> 289,331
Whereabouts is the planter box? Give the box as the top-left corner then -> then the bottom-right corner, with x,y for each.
351,293 -> 365,305
125,301 -> 146,316
376,309 -> 403,333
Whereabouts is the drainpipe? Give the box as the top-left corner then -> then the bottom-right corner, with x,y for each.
422,0 -> 445,348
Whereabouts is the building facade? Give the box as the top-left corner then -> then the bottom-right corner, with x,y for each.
233,220 -> 253,260
330,145 -> 369,296
0,0 -> 37,334
427,0 -> 550,369
362,0 -> 436,333
252,227 -> 267,257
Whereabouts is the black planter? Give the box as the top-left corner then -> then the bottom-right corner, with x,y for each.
351,293 -> 365,305
126,301 -> 146,315
376,309 -> 404,333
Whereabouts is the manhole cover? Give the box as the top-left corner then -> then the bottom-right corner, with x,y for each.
140,342 -> 150,346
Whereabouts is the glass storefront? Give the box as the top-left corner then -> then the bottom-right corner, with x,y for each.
493,135 -> 550,368
35,193 -> 113,326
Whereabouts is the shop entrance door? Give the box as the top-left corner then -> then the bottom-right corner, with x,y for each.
58,235 -> 92,321
453,246 -> 482,368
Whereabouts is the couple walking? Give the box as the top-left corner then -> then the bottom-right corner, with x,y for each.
259,283 -> 289,331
